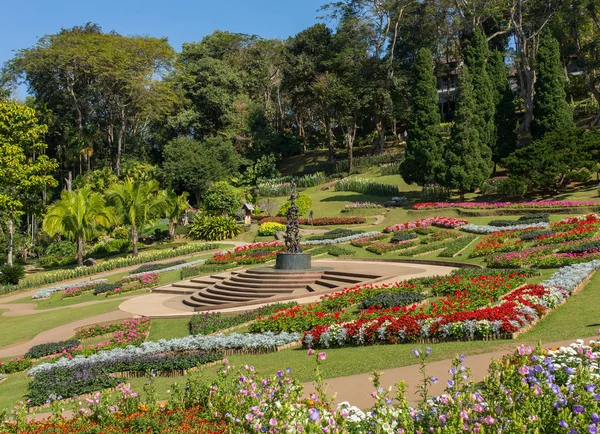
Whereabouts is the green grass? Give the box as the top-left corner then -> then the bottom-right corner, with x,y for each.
0,300 -> 123,348
147,318 -> 191,341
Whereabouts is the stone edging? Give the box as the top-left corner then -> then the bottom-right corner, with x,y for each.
333,257 -> 482,269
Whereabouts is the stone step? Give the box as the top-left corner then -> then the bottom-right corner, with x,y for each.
152,285 -> 197,295
230,274 -> 319,284
213,282 -> 297,293
319,275 -> 363,284
306,281 -> 339,293
190,291 -> 256,304
206,287 -> 283,299
244,268 -> 325,278
324,271 -> 381,280
219,279 -> 310,290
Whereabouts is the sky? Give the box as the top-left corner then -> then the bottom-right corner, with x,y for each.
2,0 -> 327,97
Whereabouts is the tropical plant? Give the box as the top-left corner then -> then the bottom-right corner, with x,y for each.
161,188 -> 189,240
188,215 -> 241,241
42,188 -> 114,265
106,178 -> 165,256
278,193 -> 312,216
0,263 -> 25,285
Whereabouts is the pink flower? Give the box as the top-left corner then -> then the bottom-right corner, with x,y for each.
518,366 -> 529,375
317,352 -> 326,361
307,349 -> 314,356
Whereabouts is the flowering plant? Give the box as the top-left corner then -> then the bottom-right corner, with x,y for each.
413,200 -> 600,210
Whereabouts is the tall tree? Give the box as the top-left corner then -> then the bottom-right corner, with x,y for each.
531,30 -> 574,140
488,50 -> 518,167
43,188 -> 114,266
462,27 -> 494,179
0,100 -> 57,265
444,65 -> 487,199
400,48 -> 444,185
106,179 -> 164,256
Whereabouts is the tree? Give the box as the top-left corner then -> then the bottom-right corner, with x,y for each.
160,136 -> 242,205
400,48 -> 445,185
531,30 -> 574,141
504,128 -> 592,192
443,65 -> 487,199
203,182 -> 243,217
462,27 -> 494,179
42,188 -> 114,266
106,179 -> 164,256
488,50 -> 518,167
0,100 -> 57,265
161,188 -> 189,240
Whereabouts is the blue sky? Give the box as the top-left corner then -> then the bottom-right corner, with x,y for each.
2,0 -> 326,97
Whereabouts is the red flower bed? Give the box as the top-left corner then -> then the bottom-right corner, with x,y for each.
384,216 -> 467,233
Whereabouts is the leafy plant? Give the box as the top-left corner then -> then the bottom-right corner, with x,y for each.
258,222 -> 286,236
391,232 -> 418,243
359,292 -> 426,309
25,339 -> 81,359
188,215 -> 241,241
335,178 -> 400,196
278,193 -> 312,216
0,263 -> 25,285
308,228 -> 364,241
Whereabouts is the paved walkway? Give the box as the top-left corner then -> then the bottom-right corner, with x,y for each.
302,336 -> 598,408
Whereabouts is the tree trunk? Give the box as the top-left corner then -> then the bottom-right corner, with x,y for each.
374,119 -> 386,154
76,234 -> 84,267
132,224 -> 138,257
327,119 -> 335,163
168,219 -> 175,240
116,107 -> 126,177
7,218 -> 13,266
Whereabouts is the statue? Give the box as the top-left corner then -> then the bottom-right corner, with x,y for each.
283,180 -> 302,253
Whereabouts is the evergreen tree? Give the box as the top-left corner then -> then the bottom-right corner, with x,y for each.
400,48 -> 445,185
531,30 -> 574,140
462,27 -> 494,178
488,51 -> 518,166
444,65 -> 487,199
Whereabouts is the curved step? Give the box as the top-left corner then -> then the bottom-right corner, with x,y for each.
190,291 -> 254,304
245,269 -> 325,278
219,279 -> 310,290
230,274 -> 319,284
212,282 -> 294,294
206,287 -> 284,299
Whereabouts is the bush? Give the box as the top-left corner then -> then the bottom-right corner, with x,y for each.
391,232 -> 418,243
420,184 -> 451,201
204,181 -> 243,216
132,260 -> 186,274
359,292 -> 426,309
188,215 -> 242,241
112,226 -> 129,239
308,228 -> 364,241
93,283 -> 122,295
258,222 -> 286,236
561,241 -> 600,254
380,163 -> 402,176
40,241 -> 77,267
278,193 -> 312,216
489,214 -> 550,227
0,264 -> 25,285
497,176 -> 528,196
174,225 -> 191,237
335,178 -> 401,196
25,339 -> 81,359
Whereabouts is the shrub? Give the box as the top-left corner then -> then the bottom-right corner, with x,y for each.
203,181 -> 243,216
93,283 -> 122,295
44,241 -> 76,258
308,228 -> 364,241
257,182 -> 292,197
420,184 -> 451,201
561,241 -> 600,254
391,232 -> 418,243
112,226 -> 129,239
335,178 -> 400,196
497,176 -> 528,196
519,229 -> 555,241
278,193 -> 312,216
358,292 -> 426,309
188,215 -> 241,241
258,222 -> 286,236
0,264 -> 25,285
380,163 -> 402,176
320,245 -> 356,257
25,340 -> 81,359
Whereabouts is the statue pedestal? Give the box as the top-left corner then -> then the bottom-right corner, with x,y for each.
275,252 -> 312,270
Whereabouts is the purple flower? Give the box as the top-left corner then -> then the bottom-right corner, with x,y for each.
413,349 -> 420,357
426,347 -> 431,355
575,405 -> 585,414
565,367 -> 576,375
593,413 -> 600,423
447,380 -> 455,389
430,377 -> 438,384
589,425 -> 598,434
560,420 -> 569,429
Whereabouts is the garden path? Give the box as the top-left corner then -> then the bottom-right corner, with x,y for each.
301,336 -> 598,408
0,295 -> 140,318
0,310 -> 133,358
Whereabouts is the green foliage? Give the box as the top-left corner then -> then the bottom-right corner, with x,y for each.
531,30 -> 574,140
278,193 -> 312,216
161,137 -> 242,204
488,51 -> 518,164
401,49 -> 444,185
444,66 -> 488,196
420,184 -> 451,201
503,128 -> 592,192
308,228 -> 364,241
242,154 -> 281,186
188,215 -> 241,241
203,181 -> 243,217
380,163 -> 401,176
305,154 -> 401,175
462,28 -> 494,176
0,263 -> 25,285
391,232 -> 418,243
335,178 -> 400,196
73,167 -> 118,193
112,226 -> 129,239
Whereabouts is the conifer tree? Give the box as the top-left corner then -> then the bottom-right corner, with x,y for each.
444,65 -> 487,199
400,48 -> 445,185
531,30 -> 574,140
488,51 -> 518,166
463,27 -> 494,179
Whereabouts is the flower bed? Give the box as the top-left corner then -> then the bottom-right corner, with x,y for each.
303,262 -> 599,348
0,356 -> 32,374
189,302 -> 298,335
350,233 -> 388,247
438,234 -> 477,257
21,243 -> 218,293
343,201 -> 383,210
413,200 -> 600,210
103,273 -> 160,296
303,231 -> 380,246
25,339 -> 81,359
75,317 -> 151,340
366,241 -> 415,254
28,332 -> 302,377
258,222 -> 286,236
126,259 -> 206,278
259,216 -> 366,226
32,279 -> 108,300
384,216 -> 467,233
61,280 -> 110,299
180,263 -> 239,279
131,259 -> 187,274
461,222 -> 549,234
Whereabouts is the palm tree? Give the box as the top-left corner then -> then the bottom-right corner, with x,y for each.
42,188 -> 114,266
161,188 -> 189,240
106,178 -> 164,256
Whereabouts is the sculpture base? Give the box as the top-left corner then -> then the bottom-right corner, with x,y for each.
275,252 -> 312,270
